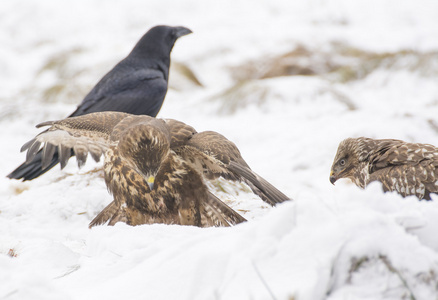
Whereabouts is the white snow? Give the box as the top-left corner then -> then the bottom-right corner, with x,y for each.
1,0 -> 438,299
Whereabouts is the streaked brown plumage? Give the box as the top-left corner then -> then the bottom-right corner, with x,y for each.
330,137 -> 438,200
21,112 -> 291,227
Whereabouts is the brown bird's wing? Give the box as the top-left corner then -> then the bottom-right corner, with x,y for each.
163,118 -> 197,148
176,131 -> 291,206
21,112 -> 132,170
154,156 -> 245,227
108,114 -> 159,143
368,142 -> 438,200
89,200 -> 127,228
370,162 -> 438,200
369,140 -> 423,171
202,192 -> 247,227
227,161 -> 291,206
376,142 -> 437,165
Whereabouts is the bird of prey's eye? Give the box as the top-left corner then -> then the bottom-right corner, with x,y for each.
339,158 -> 346,166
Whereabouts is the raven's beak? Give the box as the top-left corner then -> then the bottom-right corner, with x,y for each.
147,175 -> 155,190
329,170 -> 337,185
175,26 -> 193,38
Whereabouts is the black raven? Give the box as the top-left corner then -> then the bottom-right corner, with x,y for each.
8,25 -> 192,181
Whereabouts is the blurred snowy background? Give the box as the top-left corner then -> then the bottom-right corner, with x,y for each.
1,0 -> 438,299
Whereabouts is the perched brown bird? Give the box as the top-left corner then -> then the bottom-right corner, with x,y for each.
21,112 -> 291,227
330,137 -> 438,200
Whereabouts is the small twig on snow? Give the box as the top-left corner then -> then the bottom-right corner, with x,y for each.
251,260 -> 277,300
379,254 -> 416,300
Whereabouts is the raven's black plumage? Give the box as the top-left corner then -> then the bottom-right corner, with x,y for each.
8,25 -> 191,181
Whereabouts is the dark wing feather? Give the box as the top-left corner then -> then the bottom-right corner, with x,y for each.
178,131 -> 291,205
59,146 -> 72,169
41,143 -> 56,170
89,200 -> 122,228
227,161 -> 290,205
25,139 -> 41,164
177,131 -> 248,181
186,131 -> 249,167
203,192 -> 246,226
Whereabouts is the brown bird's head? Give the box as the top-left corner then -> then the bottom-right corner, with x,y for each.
330,137 -> 371,186
118,122 -> 171,190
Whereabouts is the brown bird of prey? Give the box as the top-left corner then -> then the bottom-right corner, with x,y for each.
330,137 -> 438,200
21,112 -> 291,227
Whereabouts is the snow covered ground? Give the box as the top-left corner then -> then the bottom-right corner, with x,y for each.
1,0 -> 438,299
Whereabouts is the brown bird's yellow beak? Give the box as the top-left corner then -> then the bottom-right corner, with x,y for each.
329,170 -> 337,185
147,176 -> 155,190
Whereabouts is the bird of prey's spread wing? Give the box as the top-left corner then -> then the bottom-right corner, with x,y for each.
330,137 -> 438,200
8,25 -> 192,181
20,112 -> 291,227
176,131 -> 290,205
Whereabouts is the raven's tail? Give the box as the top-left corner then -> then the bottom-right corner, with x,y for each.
7,151 -> 61,181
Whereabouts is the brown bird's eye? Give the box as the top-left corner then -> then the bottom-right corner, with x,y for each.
339,159 -> 346,166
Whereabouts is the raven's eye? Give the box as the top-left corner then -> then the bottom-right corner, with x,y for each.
339,159 -> 346,166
